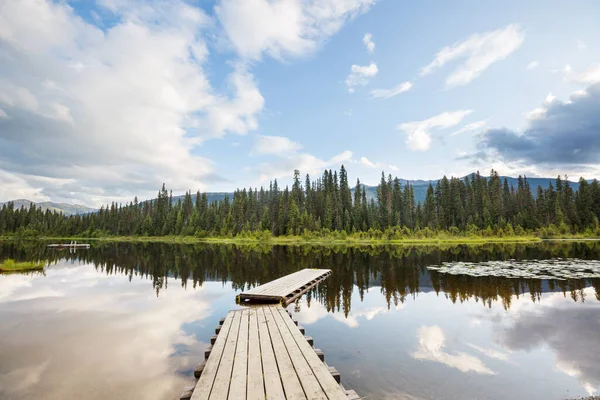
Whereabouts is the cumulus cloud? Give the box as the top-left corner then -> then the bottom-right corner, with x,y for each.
216,0 -> 376,60
398,110 -> 472,151
251,135 -> 302,155
480,83 -> 600,166
363,32 -> 375,53
0,0 -> 263,206
526,61 -> 539,70
567,64 -> 600,85
412,325 -> 495,375
420,24 -> 524,87
370,81 -> 413,99
345,63 -> 378,93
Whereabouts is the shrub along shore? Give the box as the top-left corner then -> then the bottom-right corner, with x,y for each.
0,259 -> 45,272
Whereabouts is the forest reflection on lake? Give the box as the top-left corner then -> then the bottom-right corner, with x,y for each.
0,240 -> 599,400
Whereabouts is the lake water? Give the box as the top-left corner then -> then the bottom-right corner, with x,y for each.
0,241 -> 599,400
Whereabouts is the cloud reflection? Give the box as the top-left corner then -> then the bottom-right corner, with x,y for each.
0,262 -> 220,400
412,326 -> 495,375
497,288 -> 600,395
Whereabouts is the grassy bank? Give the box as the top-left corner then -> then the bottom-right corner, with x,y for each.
4,234 -> 544,246
0,259 -> 45,272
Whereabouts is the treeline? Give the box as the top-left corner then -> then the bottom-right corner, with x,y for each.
1,166 -> 600,238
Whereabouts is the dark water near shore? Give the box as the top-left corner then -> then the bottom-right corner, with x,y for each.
0,241 -> 599,400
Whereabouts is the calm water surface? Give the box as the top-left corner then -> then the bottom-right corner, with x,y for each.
0,241 -> 599,400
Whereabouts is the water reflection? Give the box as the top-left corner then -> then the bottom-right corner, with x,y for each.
1,240 -> 599,399
2,241 -> 599,313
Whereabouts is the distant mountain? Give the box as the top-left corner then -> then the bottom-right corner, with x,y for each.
0,199 -> 96,216
171,192 -> 232,205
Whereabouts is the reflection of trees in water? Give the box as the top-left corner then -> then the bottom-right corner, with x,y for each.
1,241 -> 599,312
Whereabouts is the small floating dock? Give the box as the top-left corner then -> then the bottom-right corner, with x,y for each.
47,241 -> 90,249
186,305 -> 358,400
238,269 -> 331,306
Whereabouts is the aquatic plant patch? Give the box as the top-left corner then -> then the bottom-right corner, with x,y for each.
428,259 -> 600,280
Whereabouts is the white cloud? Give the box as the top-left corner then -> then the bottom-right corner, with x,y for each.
412,325 -> 495,375
345,63 -> 378,92
370,81 -> 412,99
252,135 -> 302,155
363,32 -> 374,53
0,0 -> 264,207
451,120 -> 487,136
526,60 -> 539,70
568,64 -> 600,84
359,156 -> 377,168
254,150 -> 353,184
398,110 -> 472,151
357,156 -> 399,172
420,24 -> 525,87
216,0 -> 376,60
0,108 -> 9,119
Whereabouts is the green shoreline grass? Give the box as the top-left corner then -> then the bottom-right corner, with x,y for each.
1,234 -> 544,246
0,259 -> 45,272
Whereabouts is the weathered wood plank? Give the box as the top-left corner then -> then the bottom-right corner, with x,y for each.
192,312 -> 236,400
246,309 -> 264,400
257,307 -> 286,399
269,306 -> 327,399
210,310 -> 243,400
263,306 -> 307,400
274,306 -> 348,399
239,269 -> 331,303
228,309 -> 249,399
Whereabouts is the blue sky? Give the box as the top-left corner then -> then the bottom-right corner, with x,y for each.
1,0 -> 599,206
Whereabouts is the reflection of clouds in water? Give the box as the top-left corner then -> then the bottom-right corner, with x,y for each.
0,361 -> 49,397
0,273 -> 63,302
295,289 -> 404,328
0,261 -> 118,303
466,343 -> 509,361
0,263 -> 218,400
497,288 -> 600,395
412,326 -> 495,375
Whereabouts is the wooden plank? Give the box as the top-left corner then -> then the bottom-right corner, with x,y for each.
240,269 -> 331,303
192,312 -> 236,400
246,309 -> 264,400
274,306 -> 348,399
257,307 -> 286,399
210,310 -> 243,400
244,270 -> 328,297
263,307 -> 307,400
269,306 -> 327,399
228,309 -> 249,399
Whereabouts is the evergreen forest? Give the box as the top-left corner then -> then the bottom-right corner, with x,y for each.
2,166 -> 600,240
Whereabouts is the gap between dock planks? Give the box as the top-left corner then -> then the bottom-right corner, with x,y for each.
238,268 -> 332,305
189,305 -> 354,400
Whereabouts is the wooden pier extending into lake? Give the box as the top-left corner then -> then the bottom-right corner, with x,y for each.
238,268 -> 331,306
182,269 -> 359,400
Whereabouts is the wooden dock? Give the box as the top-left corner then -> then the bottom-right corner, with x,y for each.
184,305 -> 358,400
238,269 -> 331,306
47,241 -> 90,249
